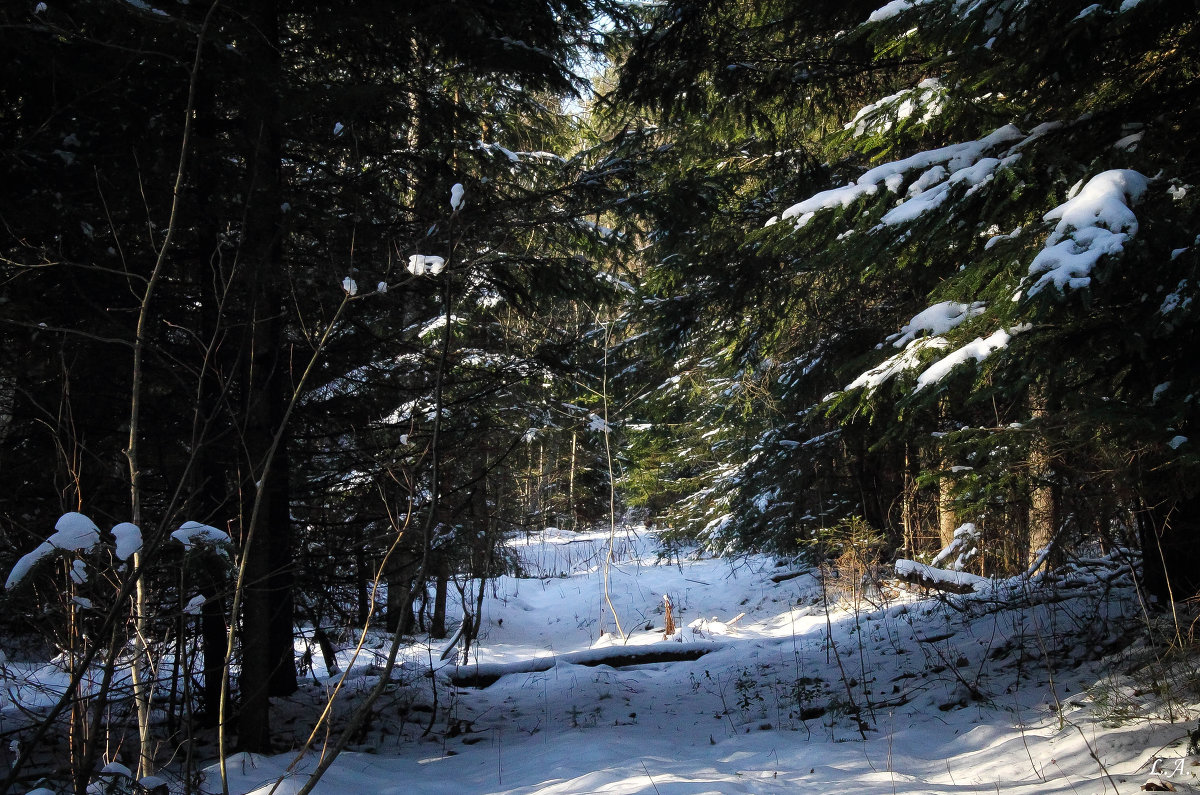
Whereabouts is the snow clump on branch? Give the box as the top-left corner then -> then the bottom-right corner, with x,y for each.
408,254 -> 445,276
171,521 -> 231,551
1024,169 -> 1150,297
5,512 -> 102,590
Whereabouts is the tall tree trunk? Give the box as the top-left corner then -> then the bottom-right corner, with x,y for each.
1139,495 -> 1200,605
235,0 -> 296,753
568,431 -> 577,530
386,548 -> 419,635
901,444 -> 917,557
190,74 -> 234,727
938,467 -> 957,549
431,554 -> 449,639
1027,389 -> 1059,570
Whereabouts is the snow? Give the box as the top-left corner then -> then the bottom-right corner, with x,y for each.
888,300 -> 986,348
171,520 -> 230,551
866,0 -> 932,23
1160,281 -> 1191,314
168,527 -> 1175,795
895,558 -> 990,591
6,512 -> 101,589
0,526 -> 1187,795
845,78 -> 944,137
883,153 -> 1012,229
1168,435 -> 1188,450
407,254 -> 446,276
774,125 -> 1024,229
1113,131 -> 1143,151
931,521 -> 980,570
450,183 -> 465,211
914,327 -> 1020,391
101,761 -> 132,777
70,559 -> 87,585
418,314 -> 465,338
51,511 -> 102,551
835,300 -> 991,396
120,0 -> 168,15
6,543 -> 57,589
342,277 -> 358,296
984,225 -> 1023,250
184,594 -> 207,615
587,412 -> 611,433
880,155 -> 1009,226
1026,169 -> 1149,296
844,335 -> 949,392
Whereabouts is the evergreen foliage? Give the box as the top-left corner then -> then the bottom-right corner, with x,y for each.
611,0 -> 1200,592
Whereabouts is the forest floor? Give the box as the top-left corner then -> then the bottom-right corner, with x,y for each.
6,527 -> 1200,794
209,527 -> 1200,795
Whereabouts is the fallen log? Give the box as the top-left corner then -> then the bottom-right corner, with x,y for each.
446,642 -> 725,688
893,559 -> 989,595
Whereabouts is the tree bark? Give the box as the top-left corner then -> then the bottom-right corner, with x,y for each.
431,555 -> 449,639
1140,496 -> 1200,605
235,0 -> 296,753
938,469 -> 957,549
1027,390 -> 1059,570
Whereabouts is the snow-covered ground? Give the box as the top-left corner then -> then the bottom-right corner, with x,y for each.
1,526 -> 1192,793
203,527 -> 1199,795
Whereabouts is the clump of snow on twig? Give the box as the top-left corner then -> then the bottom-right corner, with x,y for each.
110,522 -> 142,561
171,521 -> 230,551
6,512 -> 101,590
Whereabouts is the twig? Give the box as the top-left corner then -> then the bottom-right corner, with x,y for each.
641,761 -> 661,795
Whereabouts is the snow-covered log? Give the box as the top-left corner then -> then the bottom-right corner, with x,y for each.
446,642 -> 725,688
893,559 -> 989,595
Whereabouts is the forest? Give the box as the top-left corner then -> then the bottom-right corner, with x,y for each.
0,0 -> 1197,792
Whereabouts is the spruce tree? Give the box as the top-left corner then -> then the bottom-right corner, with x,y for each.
611,0 -> 1200,596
